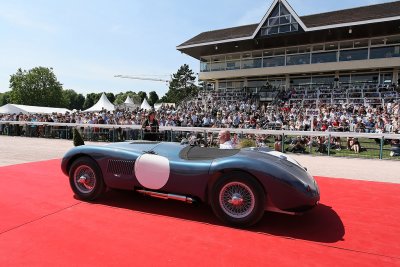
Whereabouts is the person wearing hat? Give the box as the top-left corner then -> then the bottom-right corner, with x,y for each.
142,111 -> 159,141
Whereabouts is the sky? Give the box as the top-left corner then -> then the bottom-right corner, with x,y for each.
0,0 -> 395,97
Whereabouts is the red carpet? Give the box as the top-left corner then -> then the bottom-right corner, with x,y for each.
0,160 -> 399,266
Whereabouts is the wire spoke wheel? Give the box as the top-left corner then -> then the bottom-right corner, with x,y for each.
74,165 -> 97,194
211,172 -> 265,227
219,182 -> 255,219
69,157 -> 105,200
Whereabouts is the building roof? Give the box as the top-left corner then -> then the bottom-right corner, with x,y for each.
301,1 -> 400,27
178,1 -> 400,47
180,24 -> 258,47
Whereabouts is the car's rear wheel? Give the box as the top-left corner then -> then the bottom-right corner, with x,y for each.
69,157 -> 105,201
211,172 -> 265,227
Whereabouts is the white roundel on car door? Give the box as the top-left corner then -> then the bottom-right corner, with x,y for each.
134,154 -> 170,190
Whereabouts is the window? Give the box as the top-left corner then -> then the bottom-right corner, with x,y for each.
312,51 -> 337,63
242,53 -> 252,59
286,54 -> 310,65
312,76 -> 334,85
351,74 -> 378,84
313,45 -> 324,52
371,38 -> 386,46
260,2 -> 301,36
291,77 -> 311,86
340,41 -> 353,49
226,54 -> 240,61
226,61 -> 240,70
339,75 -> 350,84
200,58 -> 210,72
286,47 -> 298,54
253,51 -> 263,58
242,59 -> 262,69
370,46 -> 400,59
248,80 -> 268,88
354,40 -> 369,48
339,49 -> 368,61
210,62 -> 226,72
274,49 -> 286,56
298,46 -> 311,54
200,62 -> 210,72
325,43 -> 338,51
263,56 -> 285,67
263,50 -> 273,57
386,36 -> 400,45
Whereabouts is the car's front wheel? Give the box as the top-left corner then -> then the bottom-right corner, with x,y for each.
69,157 -> 105,201
211,172 -> 265,227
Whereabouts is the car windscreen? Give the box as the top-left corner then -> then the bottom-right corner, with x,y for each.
179,146 -> 240,160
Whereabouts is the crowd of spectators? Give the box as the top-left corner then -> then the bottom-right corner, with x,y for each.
0,87 -> 399,135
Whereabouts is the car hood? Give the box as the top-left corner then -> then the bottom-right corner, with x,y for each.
102,141 -> 162,153
248,147 -> 303,168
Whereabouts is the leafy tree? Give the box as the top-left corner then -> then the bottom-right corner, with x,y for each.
83,93 -> 102,110
161,64 -> 199,104
9,67 -> 64,107
0,91 -> 11,106
63,89 -> 85,110
114,92 -> 126,105
137,91 -> 148,103
148,91 -> 159,106
105,92 -> 115,104
114,91 -> 141,105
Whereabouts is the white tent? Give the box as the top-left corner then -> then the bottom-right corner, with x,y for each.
124,96 -> 134,104
140,98 -> 152,111
84,93 -> 115,112
0,104 -> 71,114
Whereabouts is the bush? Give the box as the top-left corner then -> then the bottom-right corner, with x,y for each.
73,128 -> 85,146
239,139 -> 256,148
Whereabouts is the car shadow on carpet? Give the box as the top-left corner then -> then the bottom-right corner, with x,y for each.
88,189 -> 344,244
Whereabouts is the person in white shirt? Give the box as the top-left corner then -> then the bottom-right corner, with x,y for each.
218,130 -> 235,149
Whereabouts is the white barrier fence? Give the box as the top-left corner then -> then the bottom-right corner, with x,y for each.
1,121 -> 399,139
1,121 -> 399,160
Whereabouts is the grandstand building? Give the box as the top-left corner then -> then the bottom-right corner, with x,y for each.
177,0 -> 400,106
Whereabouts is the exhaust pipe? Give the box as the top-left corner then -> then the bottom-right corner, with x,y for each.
137,189 -> 195,204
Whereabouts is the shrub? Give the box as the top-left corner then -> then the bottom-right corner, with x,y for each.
239,139 -> 256,148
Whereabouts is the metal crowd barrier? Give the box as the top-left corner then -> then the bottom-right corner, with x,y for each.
0,121 -> 399,160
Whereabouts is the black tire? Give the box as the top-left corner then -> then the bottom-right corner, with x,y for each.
69,157 -> 106,201
211,172 -> 265,227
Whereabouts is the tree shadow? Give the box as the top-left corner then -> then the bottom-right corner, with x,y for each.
89,190 -> 344,243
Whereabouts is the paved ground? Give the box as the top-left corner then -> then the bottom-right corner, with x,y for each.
0,136 -> 399,184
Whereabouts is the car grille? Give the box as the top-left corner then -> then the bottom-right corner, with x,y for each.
107,160 -> 135,175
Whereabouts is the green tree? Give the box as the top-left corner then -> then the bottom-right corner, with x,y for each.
161,64 -> 198,104
9,67 -> 64,107
114,92 -> 126,105
131,94 -> 141,105
148,91 -> 159,106
83,93 -> 102,110
105,92 -> 115,104
63,89 -> 85,110
0,91 -> 11,106
137,91 -> 148,103
114,91 -> 141,105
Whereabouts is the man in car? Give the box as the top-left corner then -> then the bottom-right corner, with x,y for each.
218,130 -> 235,149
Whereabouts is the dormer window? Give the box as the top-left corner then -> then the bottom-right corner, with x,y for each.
260,1 -> 300,36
